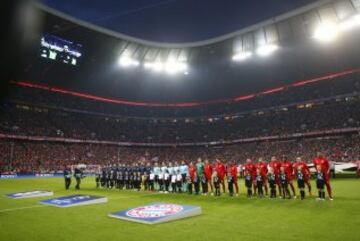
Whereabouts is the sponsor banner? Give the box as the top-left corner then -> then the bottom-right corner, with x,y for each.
0,173 -> 95,180
6,190 -> 54,199
109,203 -> 202,225
40,195 -> 107,208
307,162 -> 357,174
0,174 -> 17,179
35,173 -> 55,177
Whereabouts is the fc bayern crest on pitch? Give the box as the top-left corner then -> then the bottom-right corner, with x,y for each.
6,190 -> 54,199
109,203 -> 202,224
40,194 -> 107,208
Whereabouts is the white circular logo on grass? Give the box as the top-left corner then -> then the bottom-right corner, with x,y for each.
126,204 -> 183,218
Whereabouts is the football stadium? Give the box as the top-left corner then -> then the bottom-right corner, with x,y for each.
1,0 -> 360,240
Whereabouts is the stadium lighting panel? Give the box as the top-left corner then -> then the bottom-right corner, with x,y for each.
256,44 -> 278,57
144,62 -> 164,72
313,23 -> 339,42
232,51 -> 253,61
144,61 -> 188,75
165,61 -> 188,75
118,56 -> 140,67
339,15 -> 360,32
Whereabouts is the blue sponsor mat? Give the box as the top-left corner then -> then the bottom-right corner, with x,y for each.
109,203 -> 202,224
6,190 -> 54,199
40,194 -> 107,208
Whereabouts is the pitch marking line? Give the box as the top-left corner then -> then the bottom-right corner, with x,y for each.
0,205 -> 45,213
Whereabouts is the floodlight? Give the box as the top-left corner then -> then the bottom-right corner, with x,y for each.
164,61 -> 188,74
118,56 -> 139,67
144,60 -> 187,74
313,23 -> 339,42
339,14 -> 360,32
256,44 -> 278,57
232,51 -> 253,61
152,62 -> 164,72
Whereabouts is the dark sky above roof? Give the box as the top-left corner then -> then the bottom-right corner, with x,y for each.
41,0 -> 317,43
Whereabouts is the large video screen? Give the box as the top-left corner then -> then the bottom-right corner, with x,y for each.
39,34 -> 82,66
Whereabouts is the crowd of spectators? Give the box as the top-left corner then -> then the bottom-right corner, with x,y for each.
1,135 -> 359,174
0,97 -> 359,143
0,73 -> 359,174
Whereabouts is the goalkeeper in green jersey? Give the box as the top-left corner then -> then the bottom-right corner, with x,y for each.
196,158 -> 205,193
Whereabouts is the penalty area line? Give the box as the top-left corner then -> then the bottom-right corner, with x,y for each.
0,205 -> 45,213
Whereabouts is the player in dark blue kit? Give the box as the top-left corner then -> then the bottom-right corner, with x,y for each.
117,170 -> 124,190
186,175 -> 193,194
111,168 -> 117,189
316,165 -> 326,201
296,166 -> 306,200
63,165 -> 72,190
95,167 -> 101,188
227,172 -> 234,197
267,167 -> 277,198
201,175 -> 208,195
124,171 -> 129,189
74,166 -> 83,190
280,166 -> 291,199
144,163 -> 152,191
212,171 -> 221,196
256,169 -> 264,198
244,170 -> 253,198
100,168 -> 107,187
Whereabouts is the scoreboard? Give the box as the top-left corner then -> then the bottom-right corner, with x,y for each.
40,34 -> 82,66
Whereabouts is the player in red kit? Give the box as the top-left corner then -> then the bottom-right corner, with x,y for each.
313,152 -> 333,200
256,158 -> 268,195
227,161 -> 239,196
204,159 -> 213,194
281,155 -> 296,198
244,158 -> 257,195
215,159 -> 226,193
268,156 -> 282,195
293,157 -> 312,196
189,162 -> 196,183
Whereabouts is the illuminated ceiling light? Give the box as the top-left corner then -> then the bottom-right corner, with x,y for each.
165,61 -> 187,74
313,23 -> 339,42
144,61 -> 164,72
256,44 -> 278,57
339,14 -> 360,32
144,60 -> 187,74
152,62 -> 164,72
165,61 -> 180,74
232,51 -> 253,61
118,56 -> 139,67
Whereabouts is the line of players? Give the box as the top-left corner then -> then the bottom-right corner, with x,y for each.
95,152 -> 333,201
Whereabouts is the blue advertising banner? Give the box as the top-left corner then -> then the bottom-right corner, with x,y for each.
6,190 -> 54,199
109,203 -> 202,224
0,173 -> 95,179
0,174 -> 61,179
40,195 -> 107,208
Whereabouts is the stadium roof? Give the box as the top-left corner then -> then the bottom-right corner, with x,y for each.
13,0 -> 360,105
36,0 -> 360,62
39,0 -> 317,45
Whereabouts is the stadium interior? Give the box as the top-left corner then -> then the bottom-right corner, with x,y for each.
1,1 -> 360,240
1,0 -> 360,173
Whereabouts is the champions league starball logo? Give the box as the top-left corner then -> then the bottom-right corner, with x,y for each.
126,204 -> 184,219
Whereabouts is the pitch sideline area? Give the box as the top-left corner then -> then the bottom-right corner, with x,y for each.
0,177 -> 359,241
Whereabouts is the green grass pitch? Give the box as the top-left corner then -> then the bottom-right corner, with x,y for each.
1,177 -> 360,241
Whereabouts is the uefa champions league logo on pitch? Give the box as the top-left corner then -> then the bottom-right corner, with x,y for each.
126,204 -> 183,218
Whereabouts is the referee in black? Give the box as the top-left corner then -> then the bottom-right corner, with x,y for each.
63,165 -> 72,190
74,166 -> 83,190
